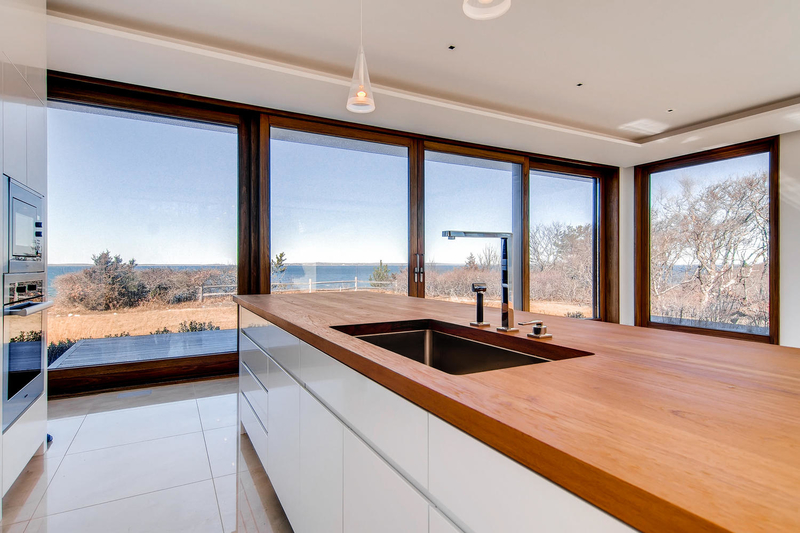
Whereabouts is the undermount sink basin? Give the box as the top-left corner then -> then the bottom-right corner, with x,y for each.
332,319 -> 593,375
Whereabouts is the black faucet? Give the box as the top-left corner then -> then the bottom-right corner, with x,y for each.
470,283 -> 490,327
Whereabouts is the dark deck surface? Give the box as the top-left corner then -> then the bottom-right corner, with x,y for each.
48,329 -> 237,369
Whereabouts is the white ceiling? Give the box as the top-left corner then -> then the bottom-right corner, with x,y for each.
46,0 -> 800,142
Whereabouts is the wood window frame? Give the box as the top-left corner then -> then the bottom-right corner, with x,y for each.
48,70 -> 620,323
634,136 -> 780,344
45,70 -> 622,395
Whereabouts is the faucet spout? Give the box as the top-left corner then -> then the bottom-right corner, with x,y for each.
442,230 -> 518,333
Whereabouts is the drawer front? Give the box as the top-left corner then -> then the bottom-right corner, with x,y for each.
430,506 -> 462,533
240,361 -> 268,429
240,392 -> 268,471
343,428 -> 429,533
301,341 -> 429,488
239,331 -> 268,389
240,306 -> 272,354
429,416 -> 636,533
270,326 -> 301,380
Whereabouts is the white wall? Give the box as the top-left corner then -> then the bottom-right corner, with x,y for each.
618,167 -> 635,326
779,131 -> 800,348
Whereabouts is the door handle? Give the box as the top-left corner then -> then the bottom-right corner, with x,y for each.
5,300 -> 54,316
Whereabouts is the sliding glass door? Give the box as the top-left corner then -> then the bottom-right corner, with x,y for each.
270,127 -> 409,295
423,150 -> 518,308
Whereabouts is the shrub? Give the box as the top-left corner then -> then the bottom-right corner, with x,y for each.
56,251 -> 146,311
10,330 -> 42,343
48,339 -> 79,366
104,332 -> 131,338
150,327 -> 172,335
178,320 -> 220,333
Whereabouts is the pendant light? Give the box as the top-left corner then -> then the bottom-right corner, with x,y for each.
463,0 -> 511,20
346,0 -> 375,113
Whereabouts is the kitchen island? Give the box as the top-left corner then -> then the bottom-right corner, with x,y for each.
235,292 -> 800,533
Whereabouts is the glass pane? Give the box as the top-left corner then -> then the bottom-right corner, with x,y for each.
270,128 -> 408,294
649,152 -> 770,335
424,151 -> 515,307
529,171 -> 597,318
47,103 -> 238,369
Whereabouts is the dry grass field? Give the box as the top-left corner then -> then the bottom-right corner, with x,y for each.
47,293 -> 591,344
48,299 -> 238,343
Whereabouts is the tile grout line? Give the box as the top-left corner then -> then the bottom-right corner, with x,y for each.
26,478 -> 217,524
24,414 -> 89,523
196,398 -> 227,532
64,427 -> 207,457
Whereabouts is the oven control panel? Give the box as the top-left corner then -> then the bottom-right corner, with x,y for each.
6,279 -> 43,304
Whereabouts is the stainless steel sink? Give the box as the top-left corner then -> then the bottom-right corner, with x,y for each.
332,320 -> 592,375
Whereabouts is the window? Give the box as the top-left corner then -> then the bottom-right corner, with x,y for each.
424,150 -> 518,307
529,171 -> 598,319
47,103 -> 239,369
635,138 -> 778,342
270,127 -> 409,294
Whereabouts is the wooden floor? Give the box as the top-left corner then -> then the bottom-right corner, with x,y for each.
49,330 -> 237,369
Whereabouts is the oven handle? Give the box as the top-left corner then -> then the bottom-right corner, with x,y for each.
4,300 -> 54,316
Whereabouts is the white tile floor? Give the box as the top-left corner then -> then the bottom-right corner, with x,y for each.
1,377 -> 292,533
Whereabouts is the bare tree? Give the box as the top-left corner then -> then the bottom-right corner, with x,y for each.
649,172 -> 769,330
478,244 -> 499,271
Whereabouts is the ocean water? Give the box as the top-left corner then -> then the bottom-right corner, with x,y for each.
47,263 -> 459,296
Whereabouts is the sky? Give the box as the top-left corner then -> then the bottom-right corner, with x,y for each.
651,152 -> 769,197
48,105 -> 595,266
47,105 -> 238,265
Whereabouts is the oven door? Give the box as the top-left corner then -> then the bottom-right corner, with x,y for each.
11,198 -> 39,258
3,298 -> 52,432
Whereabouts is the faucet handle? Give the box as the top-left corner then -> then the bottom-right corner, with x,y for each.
518,320 -> 543,326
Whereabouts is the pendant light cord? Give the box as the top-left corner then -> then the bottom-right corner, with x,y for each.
360,0 -> 363,48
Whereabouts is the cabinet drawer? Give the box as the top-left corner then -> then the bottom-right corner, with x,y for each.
270,326 -> 300,380
343,428 -> 429,533
301,341 -> 428,488
430,506 -> 462,533
240,307 -> 272,354
240,362 -> 268,429
239,331 -> 268,388
429,416 -> 635,533
240,392 -> 268,471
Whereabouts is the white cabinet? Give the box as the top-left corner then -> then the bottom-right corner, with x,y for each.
2,60 -> 27,183
240,307 -> 272,356
239,392 -> 268,469
1,59 -> 46,195
343,428 -> 429,533
299,388 -> 343,533
240,330 -> 268,388
270,326 -> 300,380
428,416 -> 636,533
266,357 -> 301,530
25,95 -> 46,195
239,362 -> 268,427
301,341 -> 429,488
430,506 -> 462,533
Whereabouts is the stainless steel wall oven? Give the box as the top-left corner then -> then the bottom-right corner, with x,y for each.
3,273 -> 50,431
2,177 -> 49,432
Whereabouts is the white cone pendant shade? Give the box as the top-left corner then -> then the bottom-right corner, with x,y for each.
346,45 -> 375,113
463,0 -> 511,20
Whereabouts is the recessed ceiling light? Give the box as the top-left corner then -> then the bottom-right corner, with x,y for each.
448,45 -> 456,50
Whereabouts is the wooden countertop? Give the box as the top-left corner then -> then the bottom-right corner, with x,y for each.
234,292 -> 800,533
